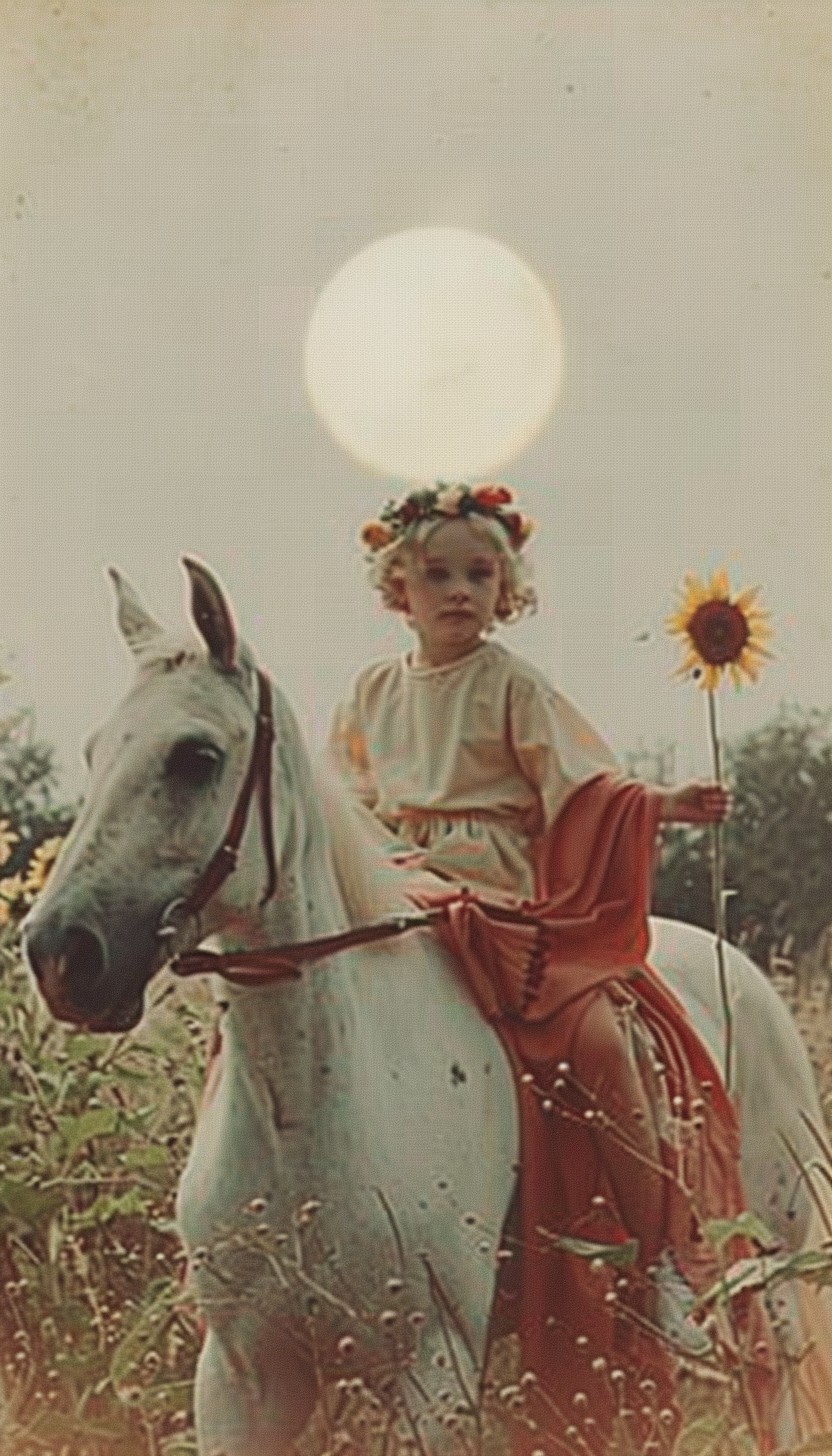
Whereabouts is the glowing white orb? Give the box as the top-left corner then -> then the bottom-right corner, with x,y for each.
304,227 -> 563,481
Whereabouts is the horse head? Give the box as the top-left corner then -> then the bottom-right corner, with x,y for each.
23,558 -> 284,1032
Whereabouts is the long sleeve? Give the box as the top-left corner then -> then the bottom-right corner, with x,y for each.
508,675 -> 619,833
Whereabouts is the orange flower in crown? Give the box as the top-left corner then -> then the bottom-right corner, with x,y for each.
359,520 -> 396,552
359,481 -> 535,558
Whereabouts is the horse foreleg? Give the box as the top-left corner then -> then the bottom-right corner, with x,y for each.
194,1315 -> 318,1456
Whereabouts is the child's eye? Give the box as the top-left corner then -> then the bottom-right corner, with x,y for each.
470,567 -> 496,582
425,567 -> 449,582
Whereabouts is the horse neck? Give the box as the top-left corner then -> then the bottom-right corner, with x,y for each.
210,677 -> 361,1069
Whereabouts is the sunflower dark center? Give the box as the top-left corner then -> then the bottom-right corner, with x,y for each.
688,600 -> 749,665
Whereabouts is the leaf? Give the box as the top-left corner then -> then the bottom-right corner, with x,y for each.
772,1247 -> 832,1289
0,1177 -> 64,1227
536,1228 -> 639,1266
121,1144 -> 169,1170
0,1122 -> 29,1149
696,1247 -> 832,1309
62,1034 -> 102,1063
109,1064 -> 158,1086
57,1105 -> 119,1161
72,1188 -> 149,1229
703,1210 -> 778,1252
109,1278 -> 180,1389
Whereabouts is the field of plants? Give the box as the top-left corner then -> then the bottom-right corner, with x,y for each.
0,914 -> 210,1456
3,883 -> 832,1456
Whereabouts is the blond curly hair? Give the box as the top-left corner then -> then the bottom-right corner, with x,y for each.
367,514 -> 537,625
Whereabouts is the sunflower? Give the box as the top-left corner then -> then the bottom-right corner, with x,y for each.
667,568 -> 772,691
22,836 -> 64,897
0,819 -> 18,868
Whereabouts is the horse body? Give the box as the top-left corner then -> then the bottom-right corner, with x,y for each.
22,560 -> 832,1452
178,932 -> 517,1451
648,919 -> 823,1254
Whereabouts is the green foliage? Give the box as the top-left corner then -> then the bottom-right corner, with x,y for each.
652,706 -> 832,965
0,928 -> 212,1456
0,707 -> 76,878
726,707 -> 832,963
652,823 -> 715,934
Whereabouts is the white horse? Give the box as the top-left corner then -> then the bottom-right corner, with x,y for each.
22,559 -> 832,1454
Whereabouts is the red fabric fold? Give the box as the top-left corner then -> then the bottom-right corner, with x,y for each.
411,774 -> 777,1452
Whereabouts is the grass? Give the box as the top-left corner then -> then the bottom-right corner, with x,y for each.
1,912 -> 832,1456
0,930 -> 210,1456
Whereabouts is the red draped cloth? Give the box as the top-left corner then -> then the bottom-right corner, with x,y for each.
411,774 -> 777,1452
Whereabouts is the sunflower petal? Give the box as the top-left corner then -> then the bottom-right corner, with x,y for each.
666,611 -> 692,635
737,651 -> 760,683
709,567 -> 730,600
684,574 -> 710,608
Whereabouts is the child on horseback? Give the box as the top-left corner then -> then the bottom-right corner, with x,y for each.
328,482 -> 775,1446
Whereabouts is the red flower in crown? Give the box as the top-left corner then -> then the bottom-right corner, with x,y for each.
398,498 -> 422,526
471,483 -> 515,510
502,511 -> 533,549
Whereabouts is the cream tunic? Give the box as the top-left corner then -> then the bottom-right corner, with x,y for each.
328,640 -> 619,900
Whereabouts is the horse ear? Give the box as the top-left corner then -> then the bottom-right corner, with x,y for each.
181,556 -> 237,671
107,568 -> 164,655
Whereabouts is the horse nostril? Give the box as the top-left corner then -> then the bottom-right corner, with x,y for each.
61,924 -> 108,1012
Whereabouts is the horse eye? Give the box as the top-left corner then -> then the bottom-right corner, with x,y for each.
165,738 -> 224,788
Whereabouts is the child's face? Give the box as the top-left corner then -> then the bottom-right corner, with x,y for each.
401,518 -> 503,666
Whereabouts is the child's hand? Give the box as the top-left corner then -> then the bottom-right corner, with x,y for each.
661,781 -> 731,824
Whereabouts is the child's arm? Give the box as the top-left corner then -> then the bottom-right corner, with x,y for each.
508,675 -> 619,830
659,781 -> 730,824
507,672 -> 727,832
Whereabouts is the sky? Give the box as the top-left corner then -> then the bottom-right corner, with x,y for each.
1,0 -> 830,800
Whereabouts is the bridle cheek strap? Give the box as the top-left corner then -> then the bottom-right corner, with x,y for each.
254,675 -> 278,906
173,668 -> 278,926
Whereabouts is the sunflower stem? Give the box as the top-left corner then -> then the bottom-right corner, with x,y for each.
707,688 -> 733,1094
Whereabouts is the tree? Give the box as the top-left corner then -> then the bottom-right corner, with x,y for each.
651,706 -> 832,969
0,705 -> 76,880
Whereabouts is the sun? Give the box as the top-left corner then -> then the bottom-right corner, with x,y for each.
667,568 -> 773,691
303,227 -> 563,482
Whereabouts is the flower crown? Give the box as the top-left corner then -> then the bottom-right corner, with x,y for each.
359,482 -> 535,557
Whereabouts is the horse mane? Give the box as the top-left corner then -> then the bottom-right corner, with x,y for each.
312,761 -> 414,928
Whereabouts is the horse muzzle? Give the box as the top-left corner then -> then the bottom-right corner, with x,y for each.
24,920 -> 143,1032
